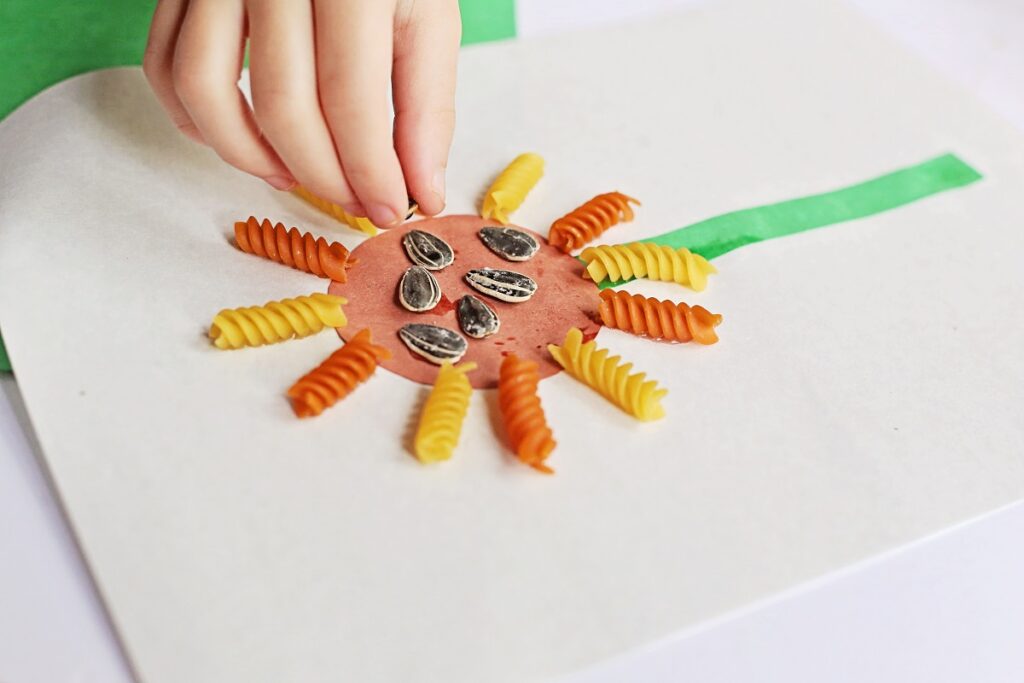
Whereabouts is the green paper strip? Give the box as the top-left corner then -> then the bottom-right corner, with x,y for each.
594,153 -> 982,289
0,331 -> 10,373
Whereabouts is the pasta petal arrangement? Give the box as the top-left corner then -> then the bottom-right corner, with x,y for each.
580,242 -> 717,291
498,354 -> 557,474
414,361 -> 477,463
548,192 -> 640,253
292,185 -> 378,236
235,216 -> 356,282
204,148 -> 734,473
209,293 -> 347,350
481,153 -> 545,225
548,327 -> 667,422
288,328 -> 392,417
598,290 -> 722,344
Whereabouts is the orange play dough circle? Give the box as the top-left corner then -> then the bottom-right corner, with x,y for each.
330,215 -> 601,389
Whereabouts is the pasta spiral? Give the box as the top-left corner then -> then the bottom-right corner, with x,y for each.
209,293 -> 347,350
414,361 -> 477,463
287,329 -> 392,417
234,216 -> 356,282
292,185 -> 378,236
548,327 -> 667,421
481,153 -> 544,224
598,290 -> 723,345
548,192 -> 640,253
498,354 -> 556,474
579,242 -> 717,291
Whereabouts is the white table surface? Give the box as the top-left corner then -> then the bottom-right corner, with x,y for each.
2,1 -> 1023,681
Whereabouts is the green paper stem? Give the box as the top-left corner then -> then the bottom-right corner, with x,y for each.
593,153 -> 982,289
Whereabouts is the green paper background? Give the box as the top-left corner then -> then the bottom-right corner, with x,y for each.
0,0 -> 517,372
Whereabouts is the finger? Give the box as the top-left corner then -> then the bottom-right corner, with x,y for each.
172,0 -> 294,189
143,0 -> 204,144
246,0 -> 362,213
393,0 -> 461,216
315,0 -> 408,228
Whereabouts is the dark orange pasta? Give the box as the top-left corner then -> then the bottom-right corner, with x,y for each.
548,192 -> 640,253
235,216 -> 356,282
598,289 -> 722,345
498,354 -> 556,474
287,329 -> 392,417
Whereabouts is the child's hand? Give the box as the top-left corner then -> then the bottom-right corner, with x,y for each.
143,0 -> 461,227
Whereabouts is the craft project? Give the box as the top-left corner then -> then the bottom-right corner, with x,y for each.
548,192 -> 640,253
4,8 -> 1016,682
208,293 -> 347,350
498,354 -> 557,474
234,216 -> 355,282
413,361 -> 477,463
292,185 -> 378,236
480,153 -> 544,224
580,242 -> 717,291
548,327 -> 667,421
287,329 -> 392,418
598,290 -> 722,344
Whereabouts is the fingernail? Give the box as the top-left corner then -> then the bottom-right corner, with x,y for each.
431,168 -> 446,202
264,175 -> 296,191
367,203 -> 400,227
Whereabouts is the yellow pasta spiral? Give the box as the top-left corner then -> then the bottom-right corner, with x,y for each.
414,361 -> 477,464
292,185 -> 378,236
548,327 -> 667,421
209,293 -> 347,350
481,153 -> 544,224
579,242 -> 718,291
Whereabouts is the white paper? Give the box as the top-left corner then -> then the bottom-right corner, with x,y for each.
1,0 -> 1023,681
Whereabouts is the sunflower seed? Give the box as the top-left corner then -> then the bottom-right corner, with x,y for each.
398,324 -> 467,364
464,268 -> 537,303
405,197 -> 418,220
479,226 -> 539,262
398,266 -> 442,312
402,229 -> 454,270
457,294 -> 500,338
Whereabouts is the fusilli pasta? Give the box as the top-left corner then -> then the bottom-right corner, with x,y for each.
598,290 -> 722,344
235,216 -> 356,282
548,192 -> 639,253
480,153 -> 544,224
498,354 -> 556,473
287,329 -> 392,417
209,293 -> 347,350
292,185 -> 378,236
579,242 -> 717,291
548,327 -> 667,421
414,361 -> 477,463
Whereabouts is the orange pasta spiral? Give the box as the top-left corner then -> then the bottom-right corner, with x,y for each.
598,290 -> 723,345
548,192 -> 640,253
287,329 -> 392,418
498,354 -> 557,474
234,217 -> 356,282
